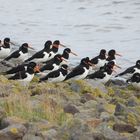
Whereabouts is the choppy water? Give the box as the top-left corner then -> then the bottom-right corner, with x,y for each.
0,0 -> 140,70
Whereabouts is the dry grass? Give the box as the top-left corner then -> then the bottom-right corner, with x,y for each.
0,92 -> 72,126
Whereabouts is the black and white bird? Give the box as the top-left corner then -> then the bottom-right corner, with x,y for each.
47,40 -> 66,61
39,54 -> 65,75
64,57 -> 93,81
106,49 -> 122,66
116,60 -> 140,79
24,40 -> 52,63
60,48 -> 77,65
39,64 -> 68,83
4,43 -> 34,63
90,49 -> 107,70
86,61 -> 115,84
43,48 -> 77,65
8,62 -> 40,85
127,73 -> 140,90
3,62 -> 37,77
0,38 -> 13,59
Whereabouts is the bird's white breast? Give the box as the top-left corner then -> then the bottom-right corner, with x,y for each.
95,72 -> 112,84
18,51 -> 28,61
0,47 -> 10,59
48,72 -> 66,82
71,67 -> 89,80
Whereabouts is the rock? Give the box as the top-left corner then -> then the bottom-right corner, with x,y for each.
0,107 -> 6,121
127,97 -> 138,107
64,104 -> 80,115
86,119 -> 102,128
1,116 -> 27,129
100,112 -> 111,122
38,129 -> 57,139
83,100 -> 97,109
85,79 -> 108,93
106,79 -> 126,86
23,134 -> 43,140
57,119 -> 91,140
0,124 -> 27,140
113,123 -> 137,133
131,130 -> 140,140
71,133 -> 94,140
104,103 -> 116,114
114,103 -> 126,116
96,123 -> 128,140
70,81 -> 82,93
80,93 -> 95,103
92,132 -> 106,140
74,109 -> 96,121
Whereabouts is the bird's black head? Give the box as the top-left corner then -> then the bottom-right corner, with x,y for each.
100,49 -> 106,55
81,57 -> 89,64
54,54 -> 63,64
62,48 -> 71,59
131,73 -> 140,83
44,40 -> 52,49
107,61 -> 115,68
22,43 -> 29,48
20,43 -> 30,53
53,40 -> 60,45
81,57 -> 92,67
136,60 -> 140,68
27,62 -> 40,74
105,63 -> 114,75
64,48 -> 71,54
61,64 -> 68,70
4,38 -> 10,44
99,49 -> 106,59
108,49 -> 116,56
28,62 -> 37,68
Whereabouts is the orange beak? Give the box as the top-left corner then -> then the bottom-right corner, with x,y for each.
61,57 -> 67,62
70,51 -> 78,56
60,43 -> 67,48
28,45 -> 34,50
115,64 -> 121,69
34,65 -> 40,72
112,68 -> 117,73
10,41 -> 16,46
116,53 -> 122,57
88,61 -> 94,66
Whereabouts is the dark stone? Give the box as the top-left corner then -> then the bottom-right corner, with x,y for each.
127,98 -> 137,107
64,104 -> 80,115
114,103 -> 126,116
113,123 -> 137,133
106,79 -> 127,86
80,93 -> 94,103
92,132 -> 106,140
70,82 -> 81,93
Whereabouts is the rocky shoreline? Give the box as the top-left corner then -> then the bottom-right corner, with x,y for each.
0,75 -> 140,140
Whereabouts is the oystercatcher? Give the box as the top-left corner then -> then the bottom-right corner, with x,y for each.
8,62 -> 40,85
91,49 -> 107,70
0,38 -> 11,59
24,40 -> 52,63
116,60 -> 140,79
4,43 -> 34,63
127,73 -> 140,90
64,57 -> 93,81
86,61 -> 115,84
39,64 -> 68,82
3,62 -> 37,77
47,40 -> 66,61
39,54 -> 65,75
